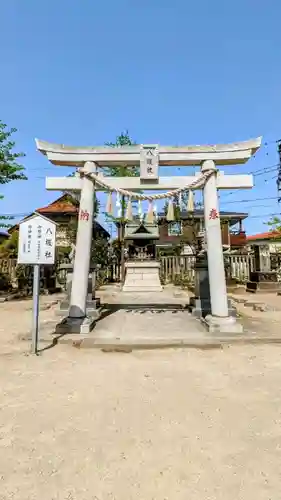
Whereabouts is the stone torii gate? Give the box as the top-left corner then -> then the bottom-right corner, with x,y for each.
36,137 -> 261,334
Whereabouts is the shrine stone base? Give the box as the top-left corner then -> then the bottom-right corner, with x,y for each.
122,261 -> 163,292
202,315 -> 243,334
246,271 -> 281,294
190,253 -> 238,319
55,316 -> 96,335
56,263 -> 100,318
190,297 -> 237,318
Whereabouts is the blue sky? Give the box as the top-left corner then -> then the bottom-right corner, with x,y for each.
1,0 -> 281,236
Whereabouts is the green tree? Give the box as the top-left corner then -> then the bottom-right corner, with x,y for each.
103,131 -> 139,282
267,216 -> 281,233
103,131 -> 139,223
104,130 -> 139,178
0,231 -> 19,258
64,194 -> 100,246
0,121 -> 26,228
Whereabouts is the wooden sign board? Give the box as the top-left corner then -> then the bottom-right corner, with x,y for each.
18,213 -> 56,265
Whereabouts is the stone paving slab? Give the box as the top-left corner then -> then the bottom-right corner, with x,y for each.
229,291 -> 281,313
15,285 -> 281,350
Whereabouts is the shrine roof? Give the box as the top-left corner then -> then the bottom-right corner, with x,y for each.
125,222 -> 159,240
246,231 -> 281,242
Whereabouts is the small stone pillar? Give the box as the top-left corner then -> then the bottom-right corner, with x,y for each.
190,252 -> 237,318
57,263 -> 100,317
246,244 -> 280,293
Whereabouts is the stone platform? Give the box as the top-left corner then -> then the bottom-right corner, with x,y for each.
27,286 -> 265,349
122,261 -> 163,292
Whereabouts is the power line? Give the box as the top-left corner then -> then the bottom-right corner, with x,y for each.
246,212 -> 280,219
221,196 -> 281,205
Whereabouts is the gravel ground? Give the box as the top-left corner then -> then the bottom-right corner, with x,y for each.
0,298 -> 281,499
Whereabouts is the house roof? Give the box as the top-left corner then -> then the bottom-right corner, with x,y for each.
8,194 -> 110,238
246,231 -> 281,242
36,194 -> 78,214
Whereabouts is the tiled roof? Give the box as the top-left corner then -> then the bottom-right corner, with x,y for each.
36,194 -> 78,214
246,231 -> 281,241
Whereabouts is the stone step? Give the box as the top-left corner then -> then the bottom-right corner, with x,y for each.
122,286 -> 163,292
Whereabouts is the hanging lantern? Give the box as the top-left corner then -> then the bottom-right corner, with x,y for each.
166,198 -> 175,221
187,190 -> 194,212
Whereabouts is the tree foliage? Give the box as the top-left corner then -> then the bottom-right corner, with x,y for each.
103,131 -> 140,227
267,216 -> 281,233
64,193 -> 100,246
0,231 -> 19,258
104,131 -> 139,178
0,120 -> 26,227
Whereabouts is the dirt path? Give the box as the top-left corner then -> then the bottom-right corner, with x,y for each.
1,296 -> 281,499
1,341 -> 281,497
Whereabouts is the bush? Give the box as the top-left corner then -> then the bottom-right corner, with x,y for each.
173,272 -> 193,289
15,264 -> 33,292
0,271 -> 12,291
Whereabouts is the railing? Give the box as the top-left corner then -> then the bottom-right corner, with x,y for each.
56,260 -> 122,290
160,254 -> 255,284
270,253 -> 281,271
0,252 -> 274,292
228,254 -> 255,282
160,255 -> 196,283
0,258 -> 57,293
0,258 -> 17,286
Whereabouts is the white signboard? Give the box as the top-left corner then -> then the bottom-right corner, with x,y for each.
18,213 -> 56,265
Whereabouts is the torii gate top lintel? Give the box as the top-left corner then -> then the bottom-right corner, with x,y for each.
36,137 -> 262,167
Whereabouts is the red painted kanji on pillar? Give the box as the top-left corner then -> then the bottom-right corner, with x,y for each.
80,209 -> 90,221
209,208 -> 219,220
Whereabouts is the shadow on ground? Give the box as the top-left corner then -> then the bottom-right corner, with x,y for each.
96,302 -> 189,323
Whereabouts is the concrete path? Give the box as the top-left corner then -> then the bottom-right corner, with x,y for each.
92,286 -> 207,344
55,285 -> 281,348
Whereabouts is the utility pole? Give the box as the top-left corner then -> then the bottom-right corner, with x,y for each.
277,141 -> 281,202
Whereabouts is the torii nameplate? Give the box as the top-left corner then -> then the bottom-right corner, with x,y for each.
140,145 -> 159,181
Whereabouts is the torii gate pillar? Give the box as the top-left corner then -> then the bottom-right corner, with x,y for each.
202,160 -> 241,333
69,162 -> 95,321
